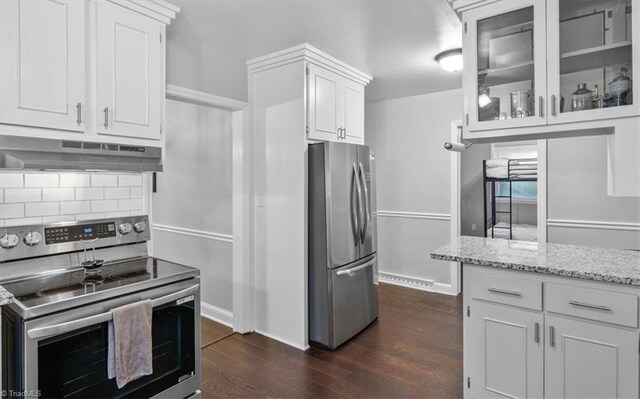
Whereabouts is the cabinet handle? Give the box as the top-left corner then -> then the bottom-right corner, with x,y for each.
538,96 -> 544,117
487,288 -> 522,297
551,95 -> 557,116
103,107 -> 109,128
534,322 -> 540,343
76,102 -> 82,125
569,300 -> 612,312
549,325 -> 555,348
344,127 -> 347,139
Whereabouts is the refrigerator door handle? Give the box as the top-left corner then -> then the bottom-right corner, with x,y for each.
351,162 -> 361,245
358,162 -> 369,244
336,258 -> 375,277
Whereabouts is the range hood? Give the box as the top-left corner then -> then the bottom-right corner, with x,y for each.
0,136 -> 162,172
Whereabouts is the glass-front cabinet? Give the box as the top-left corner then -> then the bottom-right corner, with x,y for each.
547,0 -> 637,124
464,1 -> 548,131
463,0 -> 639,132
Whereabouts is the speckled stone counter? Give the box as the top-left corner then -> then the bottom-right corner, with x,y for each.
0,285 -> 14,306
431,236 -> 640,286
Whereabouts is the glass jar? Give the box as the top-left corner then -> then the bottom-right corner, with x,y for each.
571,83 -> 593,111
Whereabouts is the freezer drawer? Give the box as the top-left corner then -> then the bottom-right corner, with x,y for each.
330,256 -> 379,348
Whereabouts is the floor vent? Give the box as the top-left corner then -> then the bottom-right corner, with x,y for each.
378,272 -> 435,291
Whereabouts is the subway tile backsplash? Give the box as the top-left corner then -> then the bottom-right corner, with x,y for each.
0,172 -> 146,227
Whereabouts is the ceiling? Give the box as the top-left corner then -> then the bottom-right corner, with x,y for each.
167,0 -> 463,102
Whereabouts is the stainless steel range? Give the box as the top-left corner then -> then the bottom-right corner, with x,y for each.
0,216 -> 201,399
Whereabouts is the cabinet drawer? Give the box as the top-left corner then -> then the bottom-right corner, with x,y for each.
546,283 -> 638,328
468,269 -> 542,310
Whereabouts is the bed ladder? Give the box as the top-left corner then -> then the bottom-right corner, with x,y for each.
490,180 -> 513,240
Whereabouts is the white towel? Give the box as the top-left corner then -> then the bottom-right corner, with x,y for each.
486,167 -> 508,178
486,158 -> 509,168
108,299 -> 153,388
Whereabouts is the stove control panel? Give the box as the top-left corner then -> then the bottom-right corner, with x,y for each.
0,216 -> 151,262
44,222 -> 116,245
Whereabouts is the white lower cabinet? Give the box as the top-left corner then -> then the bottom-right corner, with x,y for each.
465,265 -> 640,399
545,315 -> 639,399
469,301 -> 544,399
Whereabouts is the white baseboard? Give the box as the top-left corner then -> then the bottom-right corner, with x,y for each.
254,329 -> 310,352
379,271 -> 458,296
201,301 -> 234,328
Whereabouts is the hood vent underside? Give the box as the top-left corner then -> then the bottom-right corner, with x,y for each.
0,136 -> 162,172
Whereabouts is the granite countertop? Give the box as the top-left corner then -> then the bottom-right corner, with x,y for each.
0,285 -> 14,306
431,236 -> 640,286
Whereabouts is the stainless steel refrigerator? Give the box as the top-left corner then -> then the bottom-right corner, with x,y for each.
308,141 -> 378,349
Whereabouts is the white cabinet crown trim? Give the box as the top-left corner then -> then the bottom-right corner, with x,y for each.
107,0 -> 179,24
247,43 -> 372,86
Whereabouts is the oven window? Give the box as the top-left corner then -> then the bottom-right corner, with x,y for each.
37,301 -> 195,398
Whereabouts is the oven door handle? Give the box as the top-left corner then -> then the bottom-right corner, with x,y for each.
27,284 -> 200,340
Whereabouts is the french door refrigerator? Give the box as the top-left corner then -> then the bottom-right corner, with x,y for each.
308,141 -> 378,349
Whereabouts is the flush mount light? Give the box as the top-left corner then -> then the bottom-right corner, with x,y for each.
435,48 -> 463,72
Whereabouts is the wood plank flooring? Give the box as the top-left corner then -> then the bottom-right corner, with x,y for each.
201,282 -> 463,398
202,317 -> 234,348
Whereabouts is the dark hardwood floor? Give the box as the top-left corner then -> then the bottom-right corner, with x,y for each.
202,316 -> 234,348
201,282 -> 463,398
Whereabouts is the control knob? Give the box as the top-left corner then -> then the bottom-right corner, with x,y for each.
118,223 -> 132,235
0,234 -> 19,249
23,231 -> 42,246
133,222 -> 146,233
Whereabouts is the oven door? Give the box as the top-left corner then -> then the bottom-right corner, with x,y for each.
21,278 -> 200,399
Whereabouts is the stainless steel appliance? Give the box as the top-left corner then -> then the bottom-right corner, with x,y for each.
0,135 -> 162,172
0,216 -> 200,398
308,142 -> 378,349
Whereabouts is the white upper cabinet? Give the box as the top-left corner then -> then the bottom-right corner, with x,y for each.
547,0 -> 639,125
307,64 -> 341,142
462,0 -> 639,134
343,79 -> 365,144
464,0 -> 548,132
0,0 -> 178,146
307,63 -> 366,144
96,1 -> 162,140
0,0 -> 86,132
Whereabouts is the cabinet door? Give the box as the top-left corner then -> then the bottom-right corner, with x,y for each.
96,1 -> 162,141
307,64 -> 341,142
547,0 -> 639,124
343,79 -> 365,144
463,0 -> 547,132
545,315 -> 639,399
0,0 -> 85,132
468,301 -> 544,398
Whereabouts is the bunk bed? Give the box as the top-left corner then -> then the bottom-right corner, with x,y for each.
483,158 -> 538,241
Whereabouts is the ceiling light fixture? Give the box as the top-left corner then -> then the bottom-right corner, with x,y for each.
435,48 -> 463,72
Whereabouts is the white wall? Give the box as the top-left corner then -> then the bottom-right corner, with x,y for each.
166,36 -> 248,103
0,171 -> 146,226
151,98 -> 234,323
547,135 -> 640,250
365,89 -> 462,291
